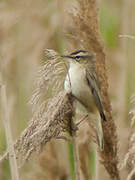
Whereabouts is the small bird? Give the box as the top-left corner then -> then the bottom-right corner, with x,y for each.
61,50 -> 106,149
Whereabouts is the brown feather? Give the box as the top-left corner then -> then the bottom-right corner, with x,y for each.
86,68 -> 106,121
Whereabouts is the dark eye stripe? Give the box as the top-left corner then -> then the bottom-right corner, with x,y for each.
75,56 -> 81,59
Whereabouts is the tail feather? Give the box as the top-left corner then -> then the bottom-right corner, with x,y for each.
97,114 -> 104,150
88,113 -> 104,150
98,134 -> 104,150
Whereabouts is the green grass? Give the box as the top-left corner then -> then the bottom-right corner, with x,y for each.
2,160 -> 11,180
99,6 -> 119,48
89,149 -> 95,177
68,142 -> 75,180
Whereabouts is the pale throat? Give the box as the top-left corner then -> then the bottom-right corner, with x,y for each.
64,61 -> 84,88
64,60 -> 90,97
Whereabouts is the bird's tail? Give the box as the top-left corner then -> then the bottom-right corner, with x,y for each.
96,115 -> 104,150
89,113 -> 104,150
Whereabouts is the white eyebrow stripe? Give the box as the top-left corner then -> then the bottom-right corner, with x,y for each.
72,52 -> 89,57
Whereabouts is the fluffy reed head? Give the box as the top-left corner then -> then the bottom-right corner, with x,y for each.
0,49 -> 76,166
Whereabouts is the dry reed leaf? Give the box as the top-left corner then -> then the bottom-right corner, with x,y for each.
66,0 -> 120,179
130,95 -> 135,126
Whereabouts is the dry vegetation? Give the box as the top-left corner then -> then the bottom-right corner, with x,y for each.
0,50 -> 74,165
0,0 -> 135,180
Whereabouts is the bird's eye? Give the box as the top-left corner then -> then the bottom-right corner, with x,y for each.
75,56 -> 81,61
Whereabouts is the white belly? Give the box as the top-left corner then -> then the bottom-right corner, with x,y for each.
64,64 -> 88,94
64,63 -> 95,112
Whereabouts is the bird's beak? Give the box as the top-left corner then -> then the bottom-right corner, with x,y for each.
61,55 -> 75,62
61,55 -> 71,59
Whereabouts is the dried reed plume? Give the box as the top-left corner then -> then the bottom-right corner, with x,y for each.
30,49 -> 66,113
120,95 -> 135,180
16,90 -> 74,166
0,50 -> 76,167
66,0 -> 120,179
121,132 -> 135,180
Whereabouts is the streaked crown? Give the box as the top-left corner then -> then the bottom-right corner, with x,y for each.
70,50 -> 92,57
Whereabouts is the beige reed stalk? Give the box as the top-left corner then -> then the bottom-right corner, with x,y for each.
0,84 -> 19,180
72,136 -> 81,180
